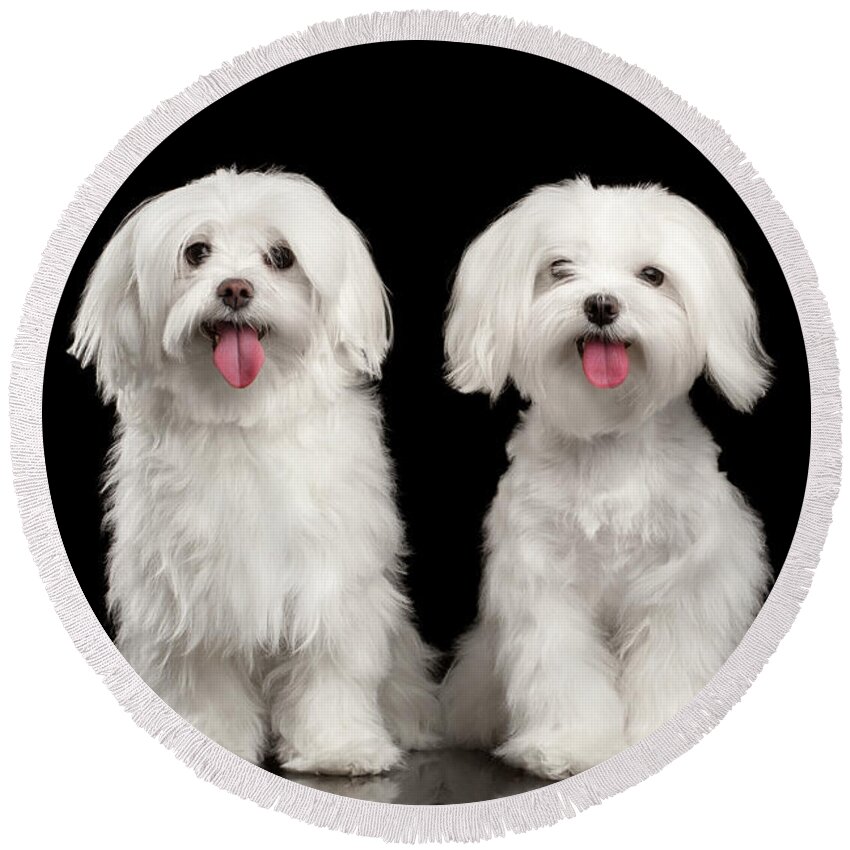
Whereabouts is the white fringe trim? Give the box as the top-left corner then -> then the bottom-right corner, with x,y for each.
8,10 -> 840,843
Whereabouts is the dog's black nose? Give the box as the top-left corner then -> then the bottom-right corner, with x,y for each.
584,294 -> 620,326
216,278 -> 254,311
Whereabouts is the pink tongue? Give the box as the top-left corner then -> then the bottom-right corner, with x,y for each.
212,324 -> 265,388
581,339 -> 629,389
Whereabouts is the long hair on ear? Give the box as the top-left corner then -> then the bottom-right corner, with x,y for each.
670,197 -> 772,411
69,202 -> 151,401
444,194 -> 548,397
262,173 -> 391,377
328,213 -> 392,378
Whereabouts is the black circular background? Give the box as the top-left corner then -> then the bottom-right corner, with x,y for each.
43,42 -> 810,660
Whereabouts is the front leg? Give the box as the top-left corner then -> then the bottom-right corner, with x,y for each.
267,575 -> 404,776
440,618 -> 506,751
620,595 -> 755,745
492,592 -> 628,779
620,531 -> 768,745
379,617 -> 443,751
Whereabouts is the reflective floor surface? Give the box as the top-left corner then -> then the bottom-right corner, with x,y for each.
268,748 -> 554,804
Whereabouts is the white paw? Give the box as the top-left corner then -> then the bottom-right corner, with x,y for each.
225,740 -> 265,765
394,723 -> 443,752
388,705 -> 444,751
625,694 -> 694,746
495,730 -> 625,780
280,736 -> 404,776
381,672 -> 444,751
626,714 -> 669,746
186,714 -> 265,765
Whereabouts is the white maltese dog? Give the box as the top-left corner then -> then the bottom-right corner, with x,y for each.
440,178 -> 772,780
71,168 -> 440,775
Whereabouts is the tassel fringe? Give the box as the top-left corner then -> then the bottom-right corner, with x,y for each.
8,10 -> 840,842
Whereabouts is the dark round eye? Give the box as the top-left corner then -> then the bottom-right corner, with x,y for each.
265,243 -> 295,270
638,266 -> 665,286
550,259 -> 575,280
184,241 -> 211,267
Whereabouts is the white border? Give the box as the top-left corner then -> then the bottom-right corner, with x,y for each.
8,10 -> 841,842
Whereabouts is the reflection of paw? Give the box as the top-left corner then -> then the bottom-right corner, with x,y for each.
495,731 -> 624,780
280,735 -> 404,776
288,773 -> 403,803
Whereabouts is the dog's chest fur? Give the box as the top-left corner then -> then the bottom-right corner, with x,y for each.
106,386 -> 399,653
489,400 -> 728,607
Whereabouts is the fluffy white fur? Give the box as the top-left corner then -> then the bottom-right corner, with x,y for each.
441,178 -> 772,779
71,168 -> 439,775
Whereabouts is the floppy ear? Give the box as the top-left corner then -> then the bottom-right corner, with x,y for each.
69,211 -> 145,401
325,215 -> 391,378
696,221 -> 772,412
258,173 -> 391,377
444,202 -> 541,397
